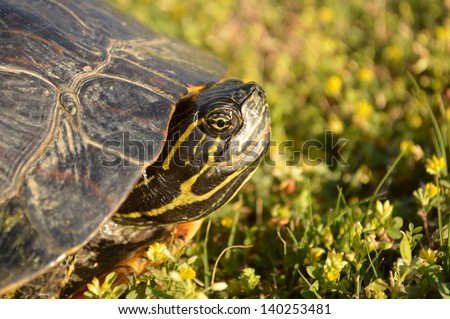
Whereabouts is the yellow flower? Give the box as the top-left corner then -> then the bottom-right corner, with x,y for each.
325,75 -> 342,97
425,182 -> 439,198
425,155 -> 446,176
220,217 -> 234,228
323,268 -> 341,282
400,140 -> 423,160
400,140 -> 413,153
354,100 -> 373,119
383,45 -> 403,61
352,100 -> 374,129
407,114 -> 423,129
318,6 -> 334,24
327,114 -> 344,134
372,290 -> 387,299
435,26 -> 450,40
87,277 -> 101,296
86,273 -> 119,298
323,250 -> 348,282
419,248 -> 438,263
146,242 -> 172,262
271,204 -> 291,218
304,247 -> 325,266
375,200 -> 393,223
179,265 -> 196,279
358,67 -> 374,83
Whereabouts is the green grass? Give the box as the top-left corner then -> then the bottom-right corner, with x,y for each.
99,0 -> 450,298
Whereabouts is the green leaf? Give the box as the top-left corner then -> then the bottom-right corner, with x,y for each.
83,291 -> 96,299
391,217 -> 403,229
112,284 -> 127,298
126,290 -> 139,299
439,179 -> 450,189
301,289 -> 318,299
105,272 -> 118,286
437,282 -> 450,299
310,280 -> 320,292
386,217 -> 403,239
301,280 -> 321,299
367,278 -> 389,292
387,227 -> 402,240
413,226 -> 423,234
187,256 -> 198,265
400,232 -> 412,266
420,264 -> 445,289
306,266 -> 319,279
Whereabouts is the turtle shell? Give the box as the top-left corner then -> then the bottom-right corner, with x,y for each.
0,0 -> 225,294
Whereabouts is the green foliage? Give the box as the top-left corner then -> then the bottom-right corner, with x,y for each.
106,0 -> 450,298
125,243 -> 209,299
84,272 -> 127,299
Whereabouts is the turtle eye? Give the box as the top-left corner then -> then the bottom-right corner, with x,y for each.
202,108 -> 241,137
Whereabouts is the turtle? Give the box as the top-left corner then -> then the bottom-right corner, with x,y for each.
0,0 -> 270,298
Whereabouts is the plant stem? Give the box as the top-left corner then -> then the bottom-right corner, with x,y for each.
225,207 -> 240,260
368,151 -> 404,214
211,245 -> 252,286
354,274 -> 360,299
437,177 -> 443,247
447,209 -> 450,278
203,220 -> 212,287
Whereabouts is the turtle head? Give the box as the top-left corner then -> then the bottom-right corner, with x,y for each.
115,79 -> 270,225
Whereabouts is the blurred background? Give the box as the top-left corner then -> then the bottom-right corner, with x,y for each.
107,0 -> 450,298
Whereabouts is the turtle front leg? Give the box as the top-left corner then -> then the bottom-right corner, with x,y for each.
68,220 -> 203,298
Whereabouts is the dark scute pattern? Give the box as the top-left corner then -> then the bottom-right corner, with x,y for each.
0,72 -> 56,198
79,78 -> 172,165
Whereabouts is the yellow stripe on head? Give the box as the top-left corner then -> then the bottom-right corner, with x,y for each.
133,175 -> 155,189
162,120 -> 200,170
134,163 -> 246,218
